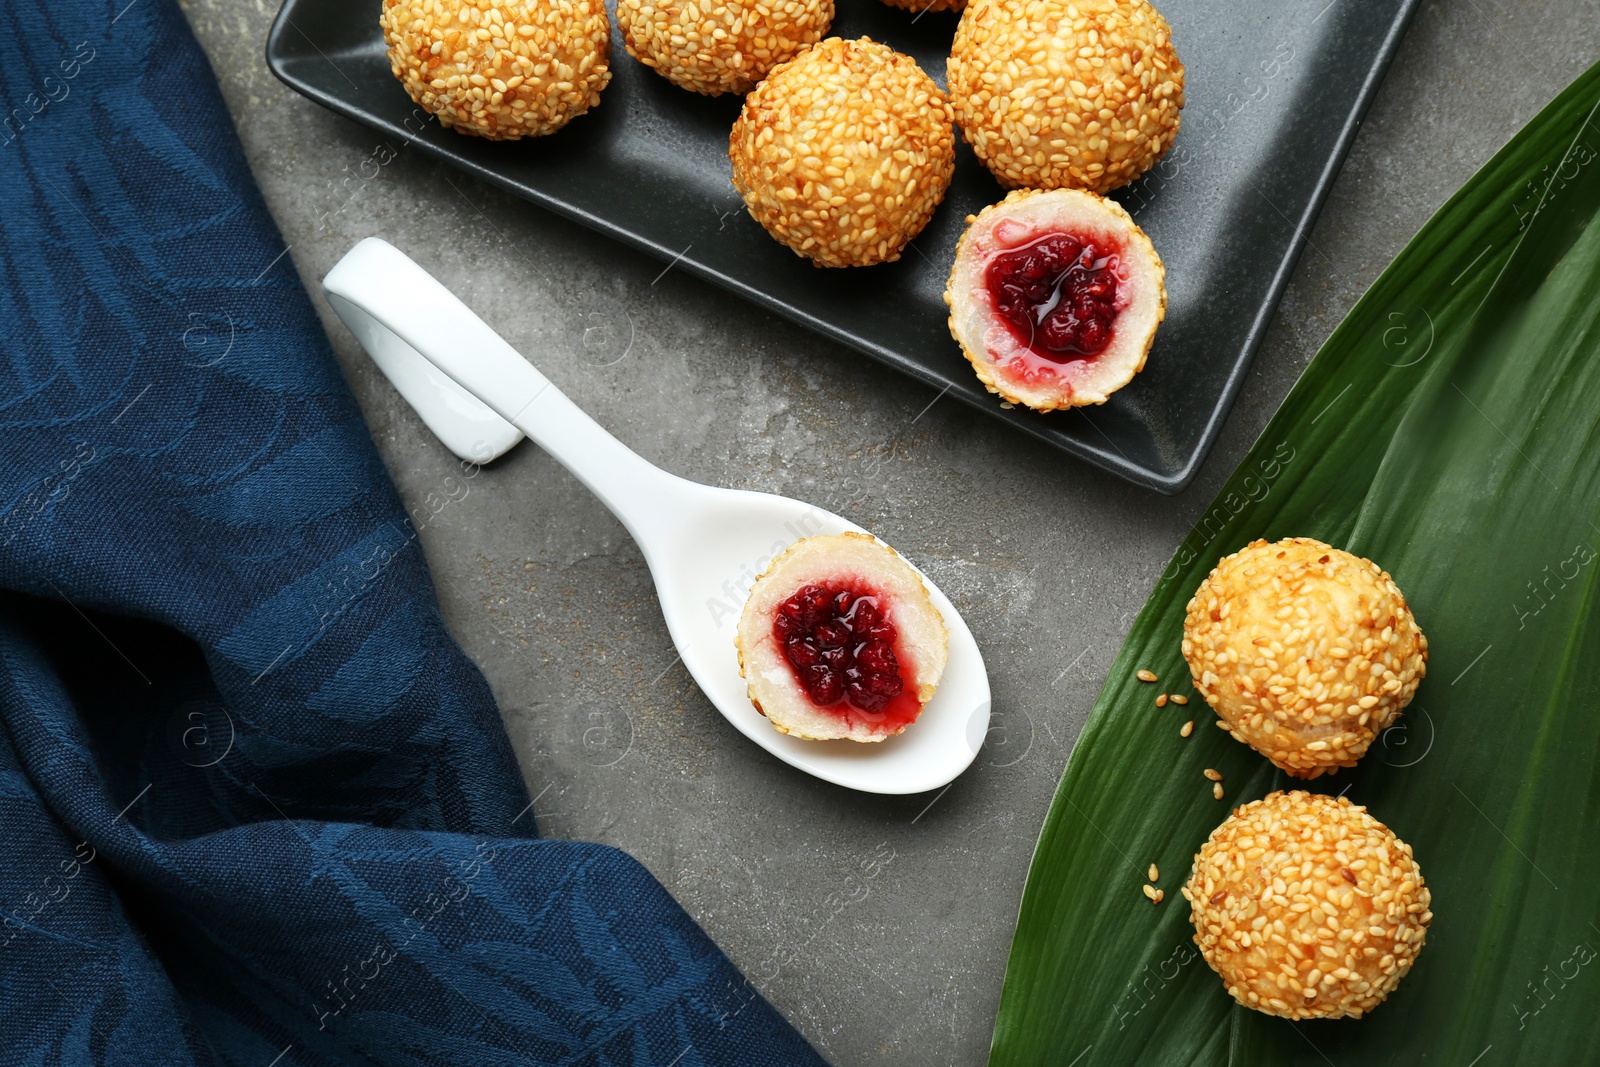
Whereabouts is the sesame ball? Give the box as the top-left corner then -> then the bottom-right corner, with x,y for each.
945,188 -> 1166,411
729,38 -> 957,268
1182,538 -> 1428,779
1184,791 -> 1432,1020
946,0 -> 1184,194
380,0 -> 612,140
619,0 -> 834,96
735,533 -> 948,742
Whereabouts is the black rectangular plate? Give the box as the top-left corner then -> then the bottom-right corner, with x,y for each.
267,0 -> 1418,493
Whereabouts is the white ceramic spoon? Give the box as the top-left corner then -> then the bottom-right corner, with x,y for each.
323,238 -> 991,795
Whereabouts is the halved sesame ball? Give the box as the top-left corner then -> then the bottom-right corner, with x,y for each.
729,38 -> 957,268
381,0 -> 612,140
736,533 -> 948,742
945,188 -> 1165,411
1182,538 -> 1428,779
947,0 -> 1184,193
1184,791 -> 1432,1020
618,0 -> 833,96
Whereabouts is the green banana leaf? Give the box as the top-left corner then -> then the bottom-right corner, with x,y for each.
990,60 -> 1600,1066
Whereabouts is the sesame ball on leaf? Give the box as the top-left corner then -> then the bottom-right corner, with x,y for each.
729,38 -> 957,268
618,0 -> 834,96
947,0 -> 1184,193
381,0 -> 612,140
1184,791 -> 1432,1020
1182,538 -> 1428,779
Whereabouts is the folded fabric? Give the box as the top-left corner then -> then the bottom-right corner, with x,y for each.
0,1 -> 825,1063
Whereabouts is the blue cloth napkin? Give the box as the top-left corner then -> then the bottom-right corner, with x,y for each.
0,2 -> 827,1063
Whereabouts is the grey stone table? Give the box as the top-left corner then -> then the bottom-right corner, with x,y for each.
180,0 -> 1599,1061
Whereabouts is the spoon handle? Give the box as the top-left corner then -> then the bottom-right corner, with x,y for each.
323,238 -> 692,543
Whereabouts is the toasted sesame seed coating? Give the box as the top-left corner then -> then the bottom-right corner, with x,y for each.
729,38 -> 956,268
381,0 -> 612,140
947,0 -> 1184,193
1182,538 -> 1428,779
1184,791 -> 1432,1020
618,0 -> 833,96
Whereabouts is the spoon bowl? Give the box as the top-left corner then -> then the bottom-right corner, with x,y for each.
323,238 -> 991,794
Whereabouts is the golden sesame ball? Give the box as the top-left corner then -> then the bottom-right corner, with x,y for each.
729,38 -> 957,268
1182,538 -> 1428,779
946,0 -> 1184,194
619,0 -> 834,96
1184,791 -> 1432,1020
878,0 -> 965,12
380,0 -> 612,140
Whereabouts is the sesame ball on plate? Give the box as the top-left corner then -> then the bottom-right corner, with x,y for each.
1182,538 -> 1428,779
381,0 -> 612,140
946,0 -> 1184,193
729,38 -> 957,268
1184,791 -> 1432,1020
618,0 -> 834,96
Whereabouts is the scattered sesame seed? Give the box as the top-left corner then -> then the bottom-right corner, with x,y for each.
1180,720 -> 1194,737
1203,768 -> 1222,782
1142,883 -> 1157,901
1156,693 -> 1168,707
1171,694 -> 1189,705
1136,669 -> 1158,683
1153,888 -> 1164,904
1180,538 -> 1428,778
1212,782 -> 1224,800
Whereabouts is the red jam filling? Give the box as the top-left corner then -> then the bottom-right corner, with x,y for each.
772,581 -> 921,730
985,232 -> 1122,361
